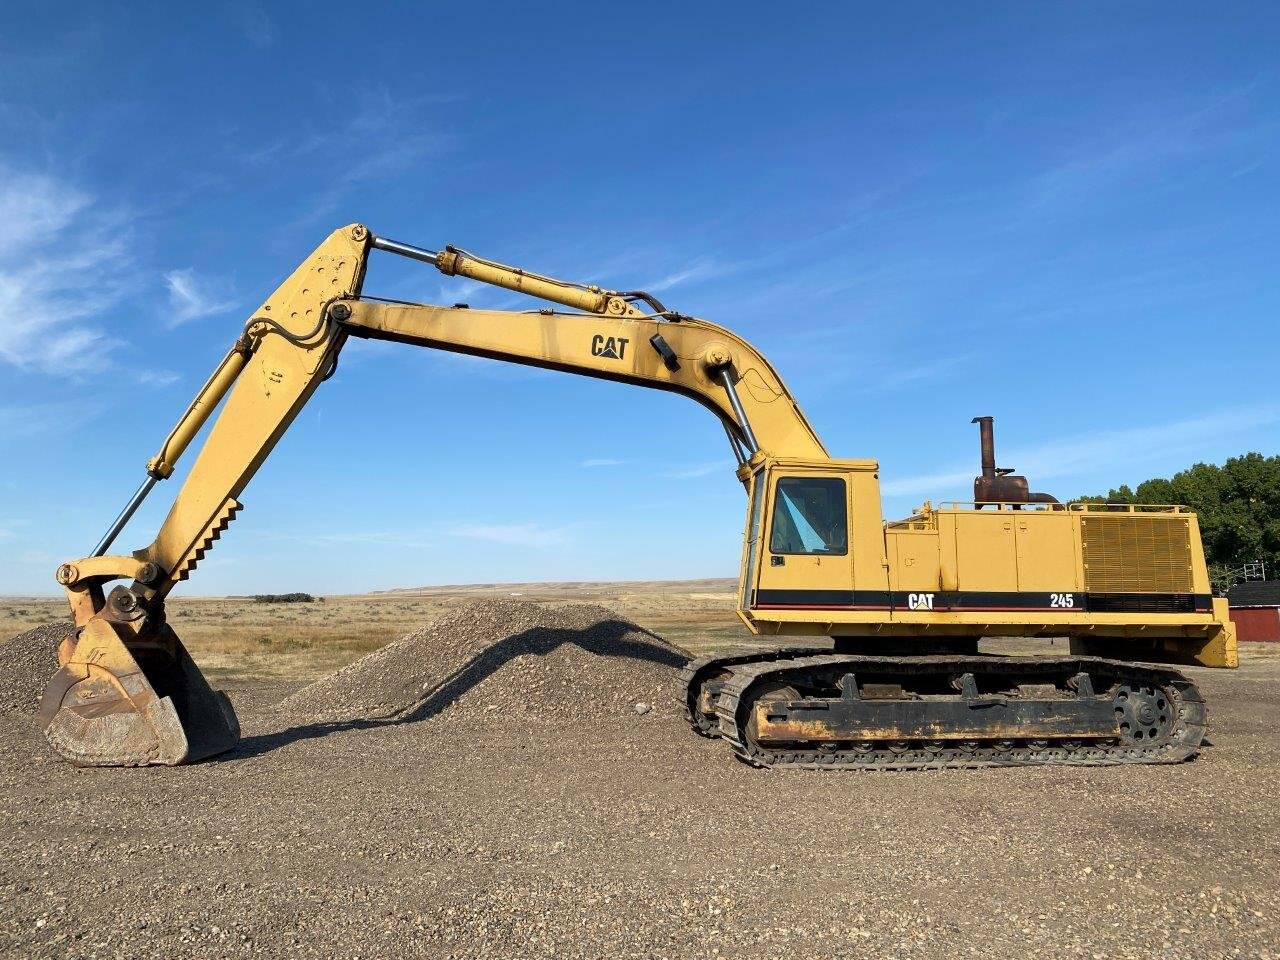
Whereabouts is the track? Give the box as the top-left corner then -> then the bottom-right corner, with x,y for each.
679,645 -> 832,736
682,651 -> 1206,770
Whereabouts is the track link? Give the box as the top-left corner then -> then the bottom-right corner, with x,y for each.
685,652 -> 1205,770
678,645 -> 832,736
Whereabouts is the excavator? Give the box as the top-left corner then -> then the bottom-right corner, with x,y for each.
39,224 -> 1238,770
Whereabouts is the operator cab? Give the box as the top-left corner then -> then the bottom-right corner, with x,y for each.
738,457 -> 886,619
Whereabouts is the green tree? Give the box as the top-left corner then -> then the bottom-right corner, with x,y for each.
1076,453 -> 1280,572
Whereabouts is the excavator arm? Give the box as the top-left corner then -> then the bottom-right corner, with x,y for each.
41,223 -> 825,766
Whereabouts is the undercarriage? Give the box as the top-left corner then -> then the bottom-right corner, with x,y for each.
681,648 -> 1205,770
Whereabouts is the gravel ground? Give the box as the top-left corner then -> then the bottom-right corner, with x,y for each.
0,621 -> 71,714
2,610 -> 1278,960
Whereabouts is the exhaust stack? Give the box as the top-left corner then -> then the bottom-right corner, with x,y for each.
971,416 -> 1059,508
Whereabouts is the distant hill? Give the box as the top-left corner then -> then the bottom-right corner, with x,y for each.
364,577 -> 738,598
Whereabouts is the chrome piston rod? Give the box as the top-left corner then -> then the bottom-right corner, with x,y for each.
371,235 -> 441,265
722,420 -> 747,466
91,475 -> 158,557
716,368 -> 760,454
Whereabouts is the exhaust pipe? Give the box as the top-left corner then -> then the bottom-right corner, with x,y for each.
970,416 -> 1059,508
974,416 -> 997,480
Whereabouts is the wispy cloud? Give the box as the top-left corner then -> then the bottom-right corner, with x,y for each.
850,354 -> 973,395
228,3 -> 275,47
290,89 -> 455,224
136,369 -> 181,387
1026,79 -> 1266,214
580,458 -> 624,468
642,260 -> 737,293
0,166 -> 130,374
882,405 -> 1280,499
247,528 -> 436,550
163,268 -> 236,326
665,461 -> 733,480
0,399 -> 99,442
449,522 -> 569,548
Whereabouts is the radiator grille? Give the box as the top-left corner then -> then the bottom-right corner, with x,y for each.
1080,515 -> 1194,594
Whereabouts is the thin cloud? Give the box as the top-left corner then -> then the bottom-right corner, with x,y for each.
643,260 -> 736,293
163,269 -> 236,327
247,528 -> 436,550
880,468 -> 975,499
1027,80 -> 1265,213
136,369 -> 181,387
852,354 -> 972,395
228,3 -> 275,47
0,399 -> 99,442
294,89 -> 455,224
882,405 -> 1280,498
580,458 -> 624,468
0,167 -> 130,374
449,522 -> 569,548
666,461 -> 733,480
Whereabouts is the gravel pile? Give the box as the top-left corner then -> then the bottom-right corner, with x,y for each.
276,598 -> 688,724
0,621 -> 73,715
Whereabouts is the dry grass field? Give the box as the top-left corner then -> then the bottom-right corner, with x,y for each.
0,578 -> 749,682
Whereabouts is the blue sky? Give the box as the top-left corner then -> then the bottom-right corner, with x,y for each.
1,3 -> 1277,596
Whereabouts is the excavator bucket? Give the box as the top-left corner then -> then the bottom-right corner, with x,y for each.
38,619 -> 239,766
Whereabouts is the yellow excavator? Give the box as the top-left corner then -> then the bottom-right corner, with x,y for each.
39,224 -> 1238,769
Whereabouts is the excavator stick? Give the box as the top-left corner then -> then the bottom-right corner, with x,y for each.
35,225 -> 369,767
38,618 -> 239,767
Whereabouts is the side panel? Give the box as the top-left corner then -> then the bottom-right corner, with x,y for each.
887,529 -> 941,593
848,468 -> 890,595
1014,512 -> 1079,592
954,513 -> 1018,592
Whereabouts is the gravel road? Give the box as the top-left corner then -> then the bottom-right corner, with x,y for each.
2,609 -> 1277,959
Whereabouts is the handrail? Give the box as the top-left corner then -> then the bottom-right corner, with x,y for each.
928,501 -> 1188,514
1065,502 -> 1188,514
887,500 -> 1191,529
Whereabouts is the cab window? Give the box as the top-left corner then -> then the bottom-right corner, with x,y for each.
769,477 -> 848,555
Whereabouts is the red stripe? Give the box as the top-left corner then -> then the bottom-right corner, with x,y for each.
754,603 -> 889,610
753,603 -> 1071,612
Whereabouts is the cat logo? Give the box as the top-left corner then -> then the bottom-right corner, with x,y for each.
907,592 -> 935,610
590,334 -> 629,360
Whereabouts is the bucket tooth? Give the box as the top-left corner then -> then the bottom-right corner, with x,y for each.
38,619 -> 239,767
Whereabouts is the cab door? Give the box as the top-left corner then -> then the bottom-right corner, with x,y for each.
738,467 -> 768,611
753,469 -> 854,608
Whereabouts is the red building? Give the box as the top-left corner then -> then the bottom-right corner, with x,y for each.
1227,581 -> 1280,643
